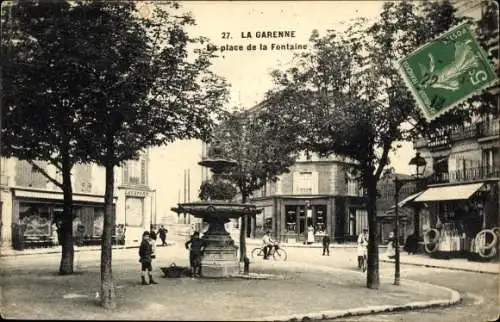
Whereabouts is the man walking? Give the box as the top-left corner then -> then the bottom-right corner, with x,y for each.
158,225 -> 168,246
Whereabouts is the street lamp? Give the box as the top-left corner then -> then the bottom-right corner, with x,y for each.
408,152 -> 427,238
393,152 -> 427,286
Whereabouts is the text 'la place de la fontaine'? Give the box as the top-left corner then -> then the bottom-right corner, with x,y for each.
208,30 -> 308,53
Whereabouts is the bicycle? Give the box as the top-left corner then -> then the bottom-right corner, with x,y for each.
359,254 -> 367,272
251,243 -> 287,261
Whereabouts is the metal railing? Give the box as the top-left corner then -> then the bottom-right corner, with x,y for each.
432,165 -> 499,183
413,118 -> 499,148
479,119 -> 500,137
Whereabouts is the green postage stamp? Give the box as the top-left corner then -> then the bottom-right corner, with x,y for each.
397,22 -> 498,121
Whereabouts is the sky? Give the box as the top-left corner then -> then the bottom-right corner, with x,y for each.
147,1 -> 417,221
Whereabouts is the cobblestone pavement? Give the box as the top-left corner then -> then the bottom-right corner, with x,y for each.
0,244 -> 458,320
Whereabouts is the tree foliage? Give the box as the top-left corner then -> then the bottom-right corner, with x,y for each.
263,0 -> 472,289
2,0 -> 228,308
198,179 -> 238,201
1,1 -> 104,275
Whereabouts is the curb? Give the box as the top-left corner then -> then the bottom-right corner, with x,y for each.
380,258 -> 499,275
255,264 -> 461,322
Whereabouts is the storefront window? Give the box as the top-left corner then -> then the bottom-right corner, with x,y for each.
19,203 -> 51,236
93,208 -> 104,236
285,206 -> 297,232
348,208 -> 356,236
315,205 -> 327,234
125,197 -> 143,227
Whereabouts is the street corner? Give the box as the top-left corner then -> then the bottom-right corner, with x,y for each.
249,261 -> 462,322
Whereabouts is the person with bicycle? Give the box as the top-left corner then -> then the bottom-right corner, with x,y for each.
262,230 -> 276,260
357,228 -> 369,269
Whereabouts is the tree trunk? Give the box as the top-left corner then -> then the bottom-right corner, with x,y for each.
366,177 -> 379,289
100,149 -> 116,309
239,193 -> 248,263
59,153 -> 74,275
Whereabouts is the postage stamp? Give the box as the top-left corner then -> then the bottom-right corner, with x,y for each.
396,22 -> 498,122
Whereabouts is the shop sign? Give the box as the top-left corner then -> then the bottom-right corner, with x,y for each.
125,190 -> 147,198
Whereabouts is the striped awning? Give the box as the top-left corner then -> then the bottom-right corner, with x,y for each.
414,183 -> 484,202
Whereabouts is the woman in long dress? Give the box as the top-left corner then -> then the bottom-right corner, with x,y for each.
386,231 -> 396,259
307,225 -> 315,244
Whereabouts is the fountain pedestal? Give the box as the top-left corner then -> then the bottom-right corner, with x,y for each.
171,146 -> 261,278
200,217 -> 239,277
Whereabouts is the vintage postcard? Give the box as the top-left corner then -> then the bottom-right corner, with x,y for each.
0,1 -> 498,321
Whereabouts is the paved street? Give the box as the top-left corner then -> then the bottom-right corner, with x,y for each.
258,246 -> 499,322
1,243 -> 498,320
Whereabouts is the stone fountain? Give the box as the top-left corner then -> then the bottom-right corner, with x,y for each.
171,143 -> 261,278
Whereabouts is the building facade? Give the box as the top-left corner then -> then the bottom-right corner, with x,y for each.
412,116 -> 499,252
249,151 -> 367,243
0,152 -> 154,249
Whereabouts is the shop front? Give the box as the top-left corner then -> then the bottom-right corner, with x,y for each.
8,187 -> 119,249
415,181 -> 499,259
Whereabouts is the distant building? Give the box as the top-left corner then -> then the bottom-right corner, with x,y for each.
0,152 -> 154,249
250,151 -> 367,243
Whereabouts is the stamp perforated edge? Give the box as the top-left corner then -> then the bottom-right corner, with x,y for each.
395,21 -> 499,122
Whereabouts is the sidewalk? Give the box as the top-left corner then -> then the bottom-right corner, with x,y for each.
2,238 -> 498,274
245,238 -> 499,275
0,246 -> 460,321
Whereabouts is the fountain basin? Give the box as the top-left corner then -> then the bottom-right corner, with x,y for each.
171,201 -> 261,278
172,201 -> 261,221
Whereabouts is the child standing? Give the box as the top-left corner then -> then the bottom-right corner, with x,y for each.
185,231 -> 207,277
322,235 -> 331,256
139,231 -> 158,285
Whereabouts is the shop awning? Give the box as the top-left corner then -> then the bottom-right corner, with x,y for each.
13,188 -> 117,204
414,183 -> 484,202
388,191 -> 424,210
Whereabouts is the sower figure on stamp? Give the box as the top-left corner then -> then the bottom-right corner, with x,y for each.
139,231 -> 158,285
185,231 -> 207,277
322,235 -> 330,256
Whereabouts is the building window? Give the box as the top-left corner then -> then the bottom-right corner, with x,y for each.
355,209 -> 368,235
295,172 -> 313,194
285,206 -> 297,233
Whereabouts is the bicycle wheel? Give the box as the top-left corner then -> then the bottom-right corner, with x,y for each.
251,247 -> 264,259
273,248 -> 287,261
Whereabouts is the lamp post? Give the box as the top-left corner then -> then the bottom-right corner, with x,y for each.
409,152 -> 428,239
393,152 -> 427,286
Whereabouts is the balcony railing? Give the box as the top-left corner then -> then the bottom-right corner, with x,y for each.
432,165 -> 499,184
413,119 -> 499,149
479,119 -> 500,137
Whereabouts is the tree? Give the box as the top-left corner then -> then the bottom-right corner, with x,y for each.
1,1 -> 102,275
199,180 -> 238,201
208,108 -> 297,261
75,2 -> 227,308
264,0 -> 467,289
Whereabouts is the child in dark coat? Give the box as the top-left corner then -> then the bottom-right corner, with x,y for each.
322,235 -> 331,256
185,231 -> 207,277
139,231 -> 158,285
